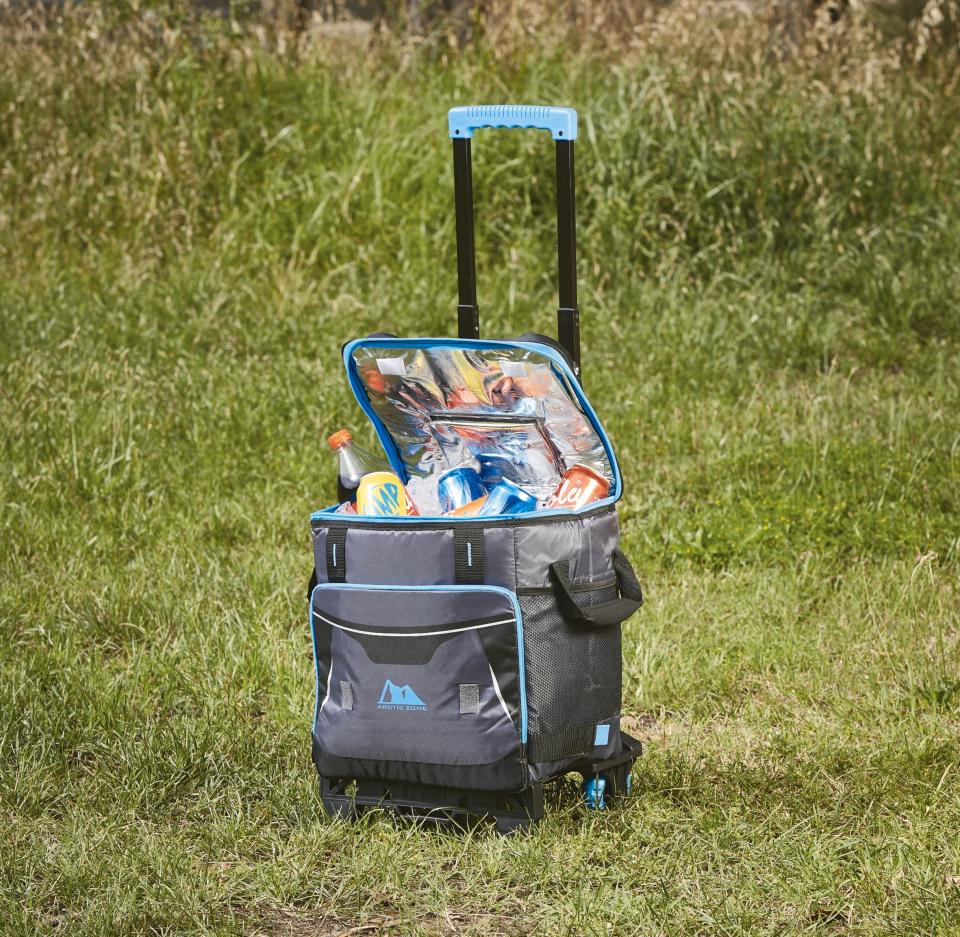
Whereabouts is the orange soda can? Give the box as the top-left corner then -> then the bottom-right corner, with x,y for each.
544,464 -> 610,511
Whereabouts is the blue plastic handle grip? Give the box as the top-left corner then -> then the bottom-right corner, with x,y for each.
448,105 -> 577,141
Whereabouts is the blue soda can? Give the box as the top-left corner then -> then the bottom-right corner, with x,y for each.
476,478 -> 538,516
438,467 -> 487,513
477,453 -> 509,490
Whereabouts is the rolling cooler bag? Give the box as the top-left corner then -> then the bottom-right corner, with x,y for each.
308,105 -> 643,832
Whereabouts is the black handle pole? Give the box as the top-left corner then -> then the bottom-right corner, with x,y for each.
451,130 -> 581,380
453,138 -> 479,340
555,139 -> 580,381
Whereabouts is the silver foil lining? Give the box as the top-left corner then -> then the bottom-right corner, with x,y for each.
351,344 -> 613,501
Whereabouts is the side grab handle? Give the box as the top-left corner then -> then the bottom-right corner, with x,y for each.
549,549 -> 643,628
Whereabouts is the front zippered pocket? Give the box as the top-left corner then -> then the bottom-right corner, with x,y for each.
310,583 -> 528,790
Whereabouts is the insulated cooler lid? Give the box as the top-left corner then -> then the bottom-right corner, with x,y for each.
343,338 -> 621,507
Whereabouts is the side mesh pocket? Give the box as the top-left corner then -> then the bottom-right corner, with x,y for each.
519,580 -> 622,764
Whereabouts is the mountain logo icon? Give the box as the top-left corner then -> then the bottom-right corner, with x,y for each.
377,679 -> 427,710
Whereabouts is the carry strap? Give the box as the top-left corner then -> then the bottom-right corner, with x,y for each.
325,528 -> 347,583
549,548 -> 642,628
453,526 -> 486,584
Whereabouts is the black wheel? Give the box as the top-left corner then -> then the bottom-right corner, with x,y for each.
601,763 -> 633,802
494,816 -> 531,834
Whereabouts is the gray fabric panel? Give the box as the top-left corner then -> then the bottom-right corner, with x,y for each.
315,583 -> 513,628
316,626 -> 517,765
313,504 -> 620,589
344,527 -> 455,585
570,509 -> 620,583
510,508 -> 619,588
511,517 -> 581,588
340,681 -> 353,711
482,525 -> 517,590
508,508 -> 620,588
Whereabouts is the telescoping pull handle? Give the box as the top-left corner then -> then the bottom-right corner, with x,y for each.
448,105 -> 577,140
448,104 -> 581,381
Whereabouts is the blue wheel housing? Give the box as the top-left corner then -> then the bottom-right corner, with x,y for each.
583,776 -> 606,810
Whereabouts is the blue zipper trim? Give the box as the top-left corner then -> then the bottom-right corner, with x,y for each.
309,581 -> 528,744
337,336 -> 622,521
311,499 -> 617,524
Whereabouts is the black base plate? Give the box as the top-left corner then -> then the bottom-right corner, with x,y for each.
319,733 -> 643,833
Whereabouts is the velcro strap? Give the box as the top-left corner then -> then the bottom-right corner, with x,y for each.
340,681 -> 353,711
459,684 -> 480,714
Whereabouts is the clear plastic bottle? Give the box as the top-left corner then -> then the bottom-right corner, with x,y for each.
327,429 -> 391,503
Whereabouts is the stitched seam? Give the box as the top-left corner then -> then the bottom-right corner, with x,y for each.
512,525 -> 519,592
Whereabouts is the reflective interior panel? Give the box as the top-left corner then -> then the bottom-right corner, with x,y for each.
350,343 -> 614,500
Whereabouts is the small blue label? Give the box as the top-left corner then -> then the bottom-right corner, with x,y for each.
594,724 -> 610,746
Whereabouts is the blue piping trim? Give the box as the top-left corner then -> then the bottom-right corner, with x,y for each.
310,501 -> 618,524
339,337 -> 622,521
343,348 -> 409,481
309,582 -> 528,743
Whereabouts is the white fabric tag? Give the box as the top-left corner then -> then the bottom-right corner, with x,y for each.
376,357 -> 406,376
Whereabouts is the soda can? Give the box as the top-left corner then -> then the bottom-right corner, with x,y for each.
446,495 -> 488,517
476,454 -> 509,490
476,478 -> 538,516
438,467 -> 487,513
544,464 -> 610,511
357,471 -> 413,517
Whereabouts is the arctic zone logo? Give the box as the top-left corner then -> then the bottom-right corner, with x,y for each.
377,679 -> 427,711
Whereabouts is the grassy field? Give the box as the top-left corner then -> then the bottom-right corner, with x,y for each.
2,6 -> 960,935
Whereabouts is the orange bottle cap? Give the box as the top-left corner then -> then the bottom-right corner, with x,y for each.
327,429 -> 353,450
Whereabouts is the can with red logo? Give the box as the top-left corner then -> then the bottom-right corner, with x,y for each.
544,464 -> 610,511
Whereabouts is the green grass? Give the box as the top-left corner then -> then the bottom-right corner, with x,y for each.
2,8 -> 960,935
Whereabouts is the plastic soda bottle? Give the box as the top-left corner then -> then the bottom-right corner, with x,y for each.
328,429 -> 391,503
